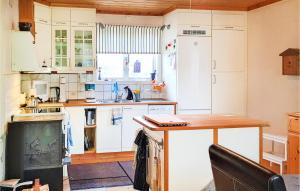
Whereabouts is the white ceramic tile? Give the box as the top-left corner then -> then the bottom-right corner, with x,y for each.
50,82 -> 59,87
50,74 -> 60,83
79,74 -> 86,83
60,74 -> 69,82
79,83 -> 85,91
95,92 -> 104,100
68,91 -> 78,99
104,92 -> 112,100
78,91 -> 85,99
104,85 -> 112,92
68,83 -> 78,92
96,84 -> 103,92
68,74 -> 78,83
86,74 -> 94,82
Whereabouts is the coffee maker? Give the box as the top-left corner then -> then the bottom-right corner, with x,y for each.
85,83 -> 96,103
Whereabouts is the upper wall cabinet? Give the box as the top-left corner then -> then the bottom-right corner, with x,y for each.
52,7 -> 71,26
212,11 -> 247,30
176,10 -> 212,26
34,2 -> 52,70
71,8 -> 96,27
34,2 -> 51,24
52,7 -> 71,70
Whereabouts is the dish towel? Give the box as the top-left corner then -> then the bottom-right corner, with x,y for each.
66,122 -> 74,150
112,108 -> 123,125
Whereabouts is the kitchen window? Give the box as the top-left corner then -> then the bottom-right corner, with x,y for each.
96,24 -> 161,81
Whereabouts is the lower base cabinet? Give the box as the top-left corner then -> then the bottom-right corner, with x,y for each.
96,106 -> 122,153
122,105 -> 148,151
65,107 -> 85,154
287,114 -> 300,174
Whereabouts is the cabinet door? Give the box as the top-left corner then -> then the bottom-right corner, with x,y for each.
212,30 -> 246,72
212,72 -> 246,116
218,127 -> 260,162
65,107 -> 85,154
212,11 -> 246,29
71,8 -> 96,27
52,26 -> 70,69
287,132 -> 300,174
177,36 -> 212,110
35,22 -> 52,69
71,27 -> 96,70
34,2 -> 51,24
96,106 -> 122,153
122,105 -> 148,151
52,7 -> 70,25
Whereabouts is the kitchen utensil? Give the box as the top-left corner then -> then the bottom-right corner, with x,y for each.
124,86 -> 133,100
26,96 -> 38,108
19,22 -> 32,31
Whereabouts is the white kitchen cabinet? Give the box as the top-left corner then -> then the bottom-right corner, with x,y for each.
122,105 -> 148,151
35,22 -> 52,69
52,7 -> 70,26
212,72 -> 246,115
212,29 -> 246,72
52,25 -> 70,69
218,127 -> 260,162
71,8 -> 96,27
96,106 -> 122,153
148,105 -> 175,114
212,11 -> 247,30
65,107 -> 85,154
177,36 -> 211,111
176,10 -> 211,26
71,26 -> 96,70
34,2 -> 51,25
11,32 -> 39,72
34,2 -> 52,70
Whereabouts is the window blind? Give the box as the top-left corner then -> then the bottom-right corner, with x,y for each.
96,24 -> 161,54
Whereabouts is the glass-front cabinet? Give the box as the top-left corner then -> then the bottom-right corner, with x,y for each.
52,26 -> 70,70
71,27 -> 96,70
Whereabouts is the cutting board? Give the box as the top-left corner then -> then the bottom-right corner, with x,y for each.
144,114 -> 188,127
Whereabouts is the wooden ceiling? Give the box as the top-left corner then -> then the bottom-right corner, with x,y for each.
35,0 -> 282,16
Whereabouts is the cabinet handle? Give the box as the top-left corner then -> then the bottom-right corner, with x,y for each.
38,19 -> 48,24
213,74 -> 216,84
78,22 -> 88,26
213,60 -> 217,70
123,107 -> 133,110
224,26 -> 234,29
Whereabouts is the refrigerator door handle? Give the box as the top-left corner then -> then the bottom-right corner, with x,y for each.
213,74 -> 217,84
213,60 -> 217,70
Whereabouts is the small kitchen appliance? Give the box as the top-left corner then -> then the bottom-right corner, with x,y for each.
85,83 -> 96,103
49,87 -> 60,102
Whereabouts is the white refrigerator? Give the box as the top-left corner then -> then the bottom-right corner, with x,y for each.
176,36 -> 212,114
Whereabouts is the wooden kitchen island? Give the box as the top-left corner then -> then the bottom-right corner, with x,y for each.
133,114 -> 269,191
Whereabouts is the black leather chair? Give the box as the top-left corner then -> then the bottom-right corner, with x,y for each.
209,144 -> 287,191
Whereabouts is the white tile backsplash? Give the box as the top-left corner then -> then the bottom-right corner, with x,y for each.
20,74 -> 165,100
68,83 -> 78,92
68,74 -> 78,83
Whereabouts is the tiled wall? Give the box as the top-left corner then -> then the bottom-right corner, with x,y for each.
21,73 -> 165,101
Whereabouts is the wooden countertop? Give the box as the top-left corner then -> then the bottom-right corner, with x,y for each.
63,99 -> 177,107
288,112 -> 300,118
133,114 -> 269,131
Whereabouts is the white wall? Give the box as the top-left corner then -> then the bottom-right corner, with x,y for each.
0,0 -> 20,180
96,14 -> 163,26
247,0 -> 300,135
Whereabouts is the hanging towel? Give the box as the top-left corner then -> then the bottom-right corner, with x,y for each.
112,108 -> 123,125
133,130 -> 149,191
66,122 -> 74,149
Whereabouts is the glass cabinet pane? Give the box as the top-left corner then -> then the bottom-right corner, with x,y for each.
54,29 -> 68,68
73,29 -> 94,68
